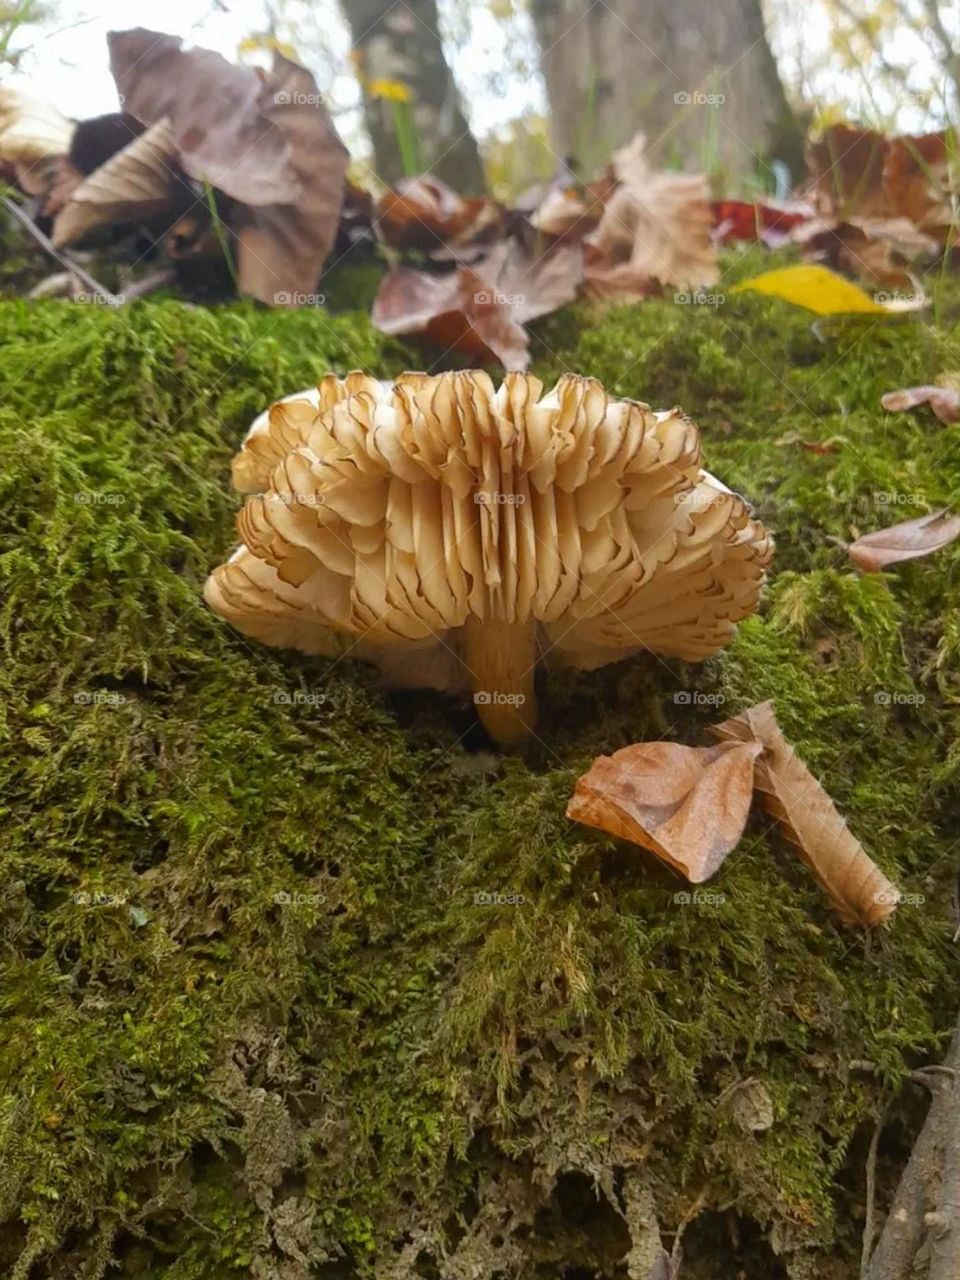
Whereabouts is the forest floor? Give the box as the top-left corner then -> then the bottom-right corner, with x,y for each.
2,248 -> 960,1280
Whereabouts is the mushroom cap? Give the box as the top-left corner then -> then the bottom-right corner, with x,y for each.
205,371 -> 772,702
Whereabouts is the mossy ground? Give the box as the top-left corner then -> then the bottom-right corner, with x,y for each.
2,247 -> 960,1279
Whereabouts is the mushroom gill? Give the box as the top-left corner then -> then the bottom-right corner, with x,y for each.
205,371 -> 772,746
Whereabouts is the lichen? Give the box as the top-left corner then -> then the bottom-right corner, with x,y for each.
2,258 -> 960,1279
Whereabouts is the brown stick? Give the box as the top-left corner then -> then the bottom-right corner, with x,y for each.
2,195 -> 119,304
864,1022 -> 960,1280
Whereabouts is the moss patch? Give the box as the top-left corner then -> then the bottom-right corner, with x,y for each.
2,266 -> 960,1279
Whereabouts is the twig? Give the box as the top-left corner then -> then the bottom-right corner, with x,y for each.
861,1099 -> 889,1276
115,268 -> 176,302
864,1021 -> 960,1280
1,195 -> 120,304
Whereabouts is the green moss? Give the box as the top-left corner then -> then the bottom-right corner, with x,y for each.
2,272 -> 960,1279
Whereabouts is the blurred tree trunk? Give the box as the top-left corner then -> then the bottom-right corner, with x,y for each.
529,0 -> 801,187
340,0 -> 486,193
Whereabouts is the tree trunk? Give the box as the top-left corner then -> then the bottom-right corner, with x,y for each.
529,0 -> 801,187
340,0 -> 487,193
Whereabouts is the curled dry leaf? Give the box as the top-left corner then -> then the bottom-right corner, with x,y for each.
847,509 -> 960,573
107,29 -> 349,304
710,701 -> 900,927
0,85 -> 73,167
566,739 -> 763,882
374,176 -> 504,253
371,238 -> 583,369
881,385 -> 960,425
53,119 -> 184,248
584,131 -> 717,298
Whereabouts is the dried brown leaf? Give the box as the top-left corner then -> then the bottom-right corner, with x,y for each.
710,700 -> 899,926
566,739 -> 762,882
374,176 -> 504,252
232,56 -> 349,305
806,125 -> 954,240
108,30 -> 349,304
881,385 -> 960,425
52,118 -> 182,248
584,131 -> 718,297
371,238 -> 582,370
847,509 -> 960,572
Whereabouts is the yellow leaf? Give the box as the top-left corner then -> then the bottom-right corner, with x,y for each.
733,264 -> 892,315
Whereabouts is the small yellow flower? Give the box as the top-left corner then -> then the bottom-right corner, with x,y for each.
367,78 -> 412,103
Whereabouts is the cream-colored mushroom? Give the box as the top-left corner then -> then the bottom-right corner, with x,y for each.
205,371 -> 772,746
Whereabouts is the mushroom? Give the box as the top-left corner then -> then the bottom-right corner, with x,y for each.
205,371 -> 772,746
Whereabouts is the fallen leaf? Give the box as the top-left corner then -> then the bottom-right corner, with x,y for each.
584,131 -> 717,297
806,124 -> 954,239
710,701 -> 900,927
733,263 -> 904,315
566,739 -> 762,882
711,198 -> 812,246
881,385 -> 960,425
108,29 -> 349,304
371,238 -> 582,369
847,509 -> 960,572
53,119 -> 184,248
795,218 -> 929,295
232,55 -> 350,305
374,175 -> 504,252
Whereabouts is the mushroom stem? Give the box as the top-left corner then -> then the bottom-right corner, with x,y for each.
462,616 -> 538,748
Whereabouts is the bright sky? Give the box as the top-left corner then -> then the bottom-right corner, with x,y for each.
4,0 -> 954,152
